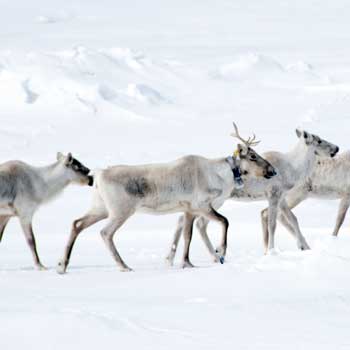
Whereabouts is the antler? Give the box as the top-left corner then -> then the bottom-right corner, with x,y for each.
230,122 -> 260,147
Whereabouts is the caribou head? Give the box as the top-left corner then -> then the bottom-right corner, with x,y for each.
230,122 -> 276,179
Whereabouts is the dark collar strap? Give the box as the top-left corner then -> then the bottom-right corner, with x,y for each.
225,155 -> 236,169
226,155 -> 244,189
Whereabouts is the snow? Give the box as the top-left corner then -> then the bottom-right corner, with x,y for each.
1,0 -> 350,348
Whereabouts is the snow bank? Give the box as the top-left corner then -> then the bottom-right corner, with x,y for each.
212,53 -> 284,81
0,47 -> 173,115
211,53 -> 330,88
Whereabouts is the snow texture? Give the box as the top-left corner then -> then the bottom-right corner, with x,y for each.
1,0 -> 350,349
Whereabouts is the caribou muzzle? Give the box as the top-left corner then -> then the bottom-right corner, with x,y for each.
87,175 -> 94,186
76,163 -> 93,186
264,166 -> 277,179
331,146 -> 339,158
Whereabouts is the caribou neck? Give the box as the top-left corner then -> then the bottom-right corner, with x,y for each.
37,161 -> 71,201
213,157 -> 237,191
287,140 -> 316,178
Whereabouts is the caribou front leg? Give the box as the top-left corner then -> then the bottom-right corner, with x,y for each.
265,189 -> 281,253
166,215 -> 220,266
261,208 -> 269,252
182,213 -> 195,268
262,206 -> 303,249
201,207 -> 229,263
19,216 -> 46,270
166,216 -> 184,266
279,200 -> 310,250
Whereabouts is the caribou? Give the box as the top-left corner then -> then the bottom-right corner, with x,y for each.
0,153 -> 93,270
273,150 -> 350,238
167,127 -> 339,263
57,127 -> 276,273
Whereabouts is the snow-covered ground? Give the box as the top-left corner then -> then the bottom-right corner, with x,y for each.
1,1 -> 350,348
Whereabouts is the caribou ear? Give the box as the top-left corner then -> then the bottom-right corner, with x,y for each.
303,131 -> 313,145
57,152 -> 64,161
295,129 -> 302,138
237,143 -> 247,156
65,152 -> 73,165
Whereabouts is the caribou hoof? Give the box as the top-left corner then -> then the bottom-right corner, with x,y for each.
120,266 -> 133,272
266,248 -> 278,256
36,264 -> 48,271
165,254 -> 175,267
298,240 -> 311,251
219,256 -> 225,264
212,255 -> 221,263
182,260 -> 195,269
56,261 -> 67,274
215,246 -> 226,258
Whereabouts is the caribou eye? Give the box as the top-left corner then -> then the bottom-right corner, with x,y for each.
250,154 -> 257,161
318,140 -> 321,144
242,170 -> 248,175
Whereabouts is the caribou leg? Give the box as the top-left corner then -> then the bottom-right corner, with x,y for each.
166,215 -> 184,266
182,213 -> 195,268
332,196 -> 350,237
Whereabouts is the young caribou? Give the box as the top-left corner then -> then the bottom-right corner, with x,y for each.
0,153 -> 93,270
57,130 -> 276,274
260,130 -> 338,251
273,150 -> 350,238
167,127 -> 339,262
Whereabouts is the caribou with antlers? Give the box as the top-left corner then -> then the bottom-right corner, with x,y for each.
57,126 -> 276,273
167,126 -> 339,263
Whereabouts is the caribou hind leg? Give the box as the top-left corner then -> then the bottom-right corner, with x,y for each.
196,217 -> 221,263
332,196 -> 350,237
57,209 -> 108,274
166,215 -> 221,266
201,207 -> 229,263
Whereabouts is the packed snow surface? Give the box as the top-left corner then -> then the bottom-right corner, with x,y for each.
1,0 -> 350,349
